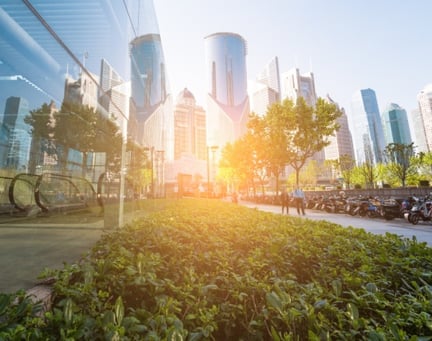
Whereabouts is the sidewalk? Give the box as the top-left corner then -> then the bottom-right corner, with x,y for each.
0,209 -> 147,294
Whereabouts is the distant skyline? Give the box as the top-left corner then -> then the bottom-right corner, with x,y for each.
153,0 -> 431,114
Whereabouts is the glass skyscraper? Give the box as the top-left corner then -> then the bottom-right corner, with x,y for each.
204,32 -> 250,147
349,89 -> 386,164
381,103 -> 412,146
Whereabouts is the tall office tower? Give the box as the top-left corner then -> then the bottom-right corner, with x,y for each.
381,103 -> 412,146
409,108 -> 428,153
257,56 -> 281,101
99,58 -> 124,107
64,71 -> 99,110
349,88 -> 386,165
0,96 -> 31,170
204,32 -> 250,147
130,33 -> 172,158
280,68 -> 317,106
174,88 -> 207,160
250,56 -> 280,116
324,95 -> 355,161
417,84 -> 432,152
99,58 -> 129,131
249,81 -> 279,116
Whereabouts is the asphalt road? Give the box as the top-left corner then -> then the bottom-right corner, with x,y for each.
240,201 -> 432,246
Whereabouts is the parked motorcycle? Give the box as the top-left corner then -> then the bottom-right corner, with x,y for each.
409,196 -> 432,225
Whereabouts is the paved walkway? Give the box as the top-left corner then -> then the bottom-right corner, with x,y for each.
241,202 -> 432,246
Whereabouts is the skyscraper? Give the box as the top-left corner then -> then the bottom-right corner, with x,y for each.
280,68 -> 317,106
417,84 -> 432,152
1,96 -> 31,170
174,88 -> 206,160
324,95 -> 355,161
381,103 -> 412,146
349,89 -> 386,164
130,33 -> 170,151
257,56 -> 281,101
204,32 -> 250,147
409,108 -> 428,153
250,56 -> 280,116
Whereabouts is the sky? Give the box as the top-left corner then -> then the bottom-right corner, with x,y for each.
153,0 -> 431,115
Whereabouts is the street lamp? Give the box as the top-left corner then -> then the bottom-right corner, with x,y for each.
207,145 -> 218,198
143,146 -> 154,198
156,150 -> 165,198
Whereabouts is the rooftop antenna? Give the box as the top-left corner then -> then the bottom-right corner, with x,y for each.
309,56 -> 313,73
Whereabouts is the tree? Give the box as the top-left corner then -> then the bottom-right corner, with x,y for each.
24,102 -> 57,173
219,139 -> 254,194
383,142 -> 416,187
330,154 -> 356,189
267,97 -> 342,187
52,102 -> 122,176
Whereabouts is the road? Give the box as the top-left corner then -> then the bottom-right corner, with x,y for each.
240,201 -> 432,246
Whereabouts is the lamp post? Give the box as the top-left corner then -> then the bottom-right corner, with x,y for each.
156,150 -> 165,198
207,145 -> 218,198
144,146 -> 154,198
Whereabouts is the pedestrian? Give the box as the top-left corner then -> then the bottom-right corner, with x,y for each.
280,189 -> 290,214
293,187 -> 306,215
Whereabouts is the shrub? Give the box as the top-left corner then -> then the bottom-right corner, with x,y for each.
1,199 -> 432,339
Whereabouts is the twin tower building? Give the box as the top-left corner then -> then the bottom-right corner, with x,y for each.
129,31 -> 249,163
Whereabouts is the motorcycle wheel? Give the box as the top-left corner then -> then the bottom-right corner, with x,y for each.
411,213 -> 420,225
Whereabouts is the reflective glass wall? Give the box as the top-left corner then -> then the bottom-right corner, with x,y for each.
0,0 -> 153,224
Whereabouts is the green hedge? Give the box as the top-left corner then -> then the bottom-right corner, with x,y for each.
1,199 -> 432,340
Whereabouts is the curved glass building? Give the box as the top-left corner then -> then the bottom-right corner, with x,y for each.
204,32 -> 249,147
130,34 -> 167,120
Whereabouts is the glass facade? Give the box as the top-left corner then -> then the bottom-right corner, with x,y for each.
204,32 -> 250,148
381,103 -> 412,146
0,1 -> 164,230
204,32 -> 248,107
349,88 -> 386,164
130,34 -> 167,121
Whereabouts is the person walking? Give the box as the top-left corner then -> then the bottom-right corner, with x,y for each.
280,189 -> 290,214
293,187 -> 306,215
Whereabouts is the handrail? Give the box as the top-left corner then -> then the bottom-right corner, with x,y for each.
9,173 -> 40,212
35,172 -> 99,212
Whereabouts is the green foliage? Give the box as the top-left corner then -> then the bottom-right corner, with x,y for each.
2,199 -> 432,339
383,143 -> 417,187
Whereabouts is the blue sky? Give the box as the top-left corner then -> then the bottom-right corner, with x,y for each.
153,0 -> 431,114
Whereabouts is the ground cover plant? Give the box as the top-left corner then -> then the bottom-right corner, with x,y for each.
1,199 -> 432,340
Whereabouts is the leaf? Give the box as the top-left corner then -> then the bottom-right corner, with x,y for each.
331,279 -> 342,297
347,303 -> 359,321
114,296 -> 124,326
64,298 -> 73,326
270,326 -> 281,341
266,292 -> 283,313
0,294 -> 11,315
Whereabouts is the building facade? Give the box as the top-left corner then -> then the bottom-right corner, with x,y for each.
324,95 -> 355,162
174,88 -> 207,161
129,33 -> 172,158
381,103 -> 412,146
280,68 -> 317,106
349,88 -> 386,165
204,32 -> 250,148
250,56 -> 280,116
409,108 -> 428,153
0,96 -> 31,170
417,84 -> 432,152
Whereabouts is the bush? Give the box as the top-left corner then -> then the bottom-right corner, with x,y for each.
2,199 -> 432,339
